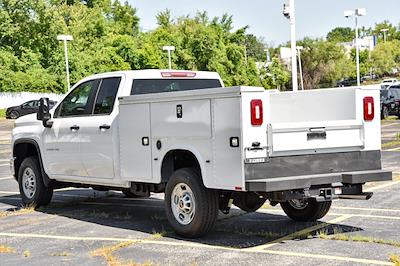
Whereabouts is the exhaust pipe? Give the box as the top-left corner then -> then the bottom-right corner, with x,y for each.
338,192 -> 373,200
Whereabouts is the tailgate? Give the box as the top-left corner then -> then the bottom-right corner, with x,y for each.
268,87 -> 380,156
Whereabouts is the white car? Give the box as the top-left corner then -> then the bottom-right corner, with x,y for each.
11,70 -> 391,237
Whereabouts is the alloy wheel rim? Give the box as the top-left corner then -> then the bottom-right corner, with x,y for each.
171,182 -> 196,225
22,167 -> 36,199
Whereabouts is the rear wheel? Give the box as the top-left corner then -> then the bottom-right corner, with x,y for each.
280,199 -> 331,222
165,168 -> 218,238
18,157 -> 53,207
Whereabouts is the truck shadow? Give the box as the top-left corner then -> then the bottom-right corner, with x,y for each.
0,189 -> 362,249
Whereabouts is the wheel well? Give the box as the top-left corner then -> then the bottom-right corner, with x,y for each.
13,142 -> 39,178
161,150 -> 202,182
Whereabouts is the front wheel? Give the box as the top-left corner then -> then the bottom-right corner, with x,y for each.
165,168 -> 218,238
9,110 -> 20,119
280,199 -> 331,222
18,157 -> 53,207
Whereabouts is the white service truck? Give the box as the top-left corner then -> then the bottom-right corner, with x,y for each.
11,70 -> 391,237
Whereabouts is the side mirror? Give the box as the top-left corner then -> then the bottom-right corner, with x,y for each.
37,98 -> 52,128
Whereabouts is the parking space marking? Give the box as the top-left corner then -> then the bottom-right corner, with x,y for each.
0,177 -> 12,180
365,180 -> 400,192
381,122 -> 399,128
0,231 -> 391,265
386,147 -> 400,151
260,209 -> 400,221
332,206 -> 400,213
246,214 -> 353,251
252,249 -> 392,266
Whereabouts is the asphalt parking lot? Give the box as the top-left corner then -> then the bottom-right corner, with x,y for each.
0,119 -> 399,265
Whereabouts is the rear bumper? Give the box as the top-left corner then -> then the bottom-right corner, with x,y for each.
244,150 -> 392,192
246,170 -> 392,192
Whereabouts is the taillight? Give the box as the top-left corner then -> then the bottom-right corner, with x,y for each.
251,99 -> 263,126
363,96 -> 374,121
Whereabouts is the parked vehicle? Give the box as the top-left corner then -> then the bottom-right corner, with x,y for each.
381,78 -> 398,84
336,78 -> 357,87
6,99 -> 57,119
11,70 -> 391,237
381,86 -> 400,119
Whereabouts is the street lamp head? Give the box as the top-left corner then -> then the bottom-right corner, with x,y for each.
162,46 -> 175,51
57,35 -> 73,41
355,8 -> 366,16
380,29 -> 389,33
344,10 -> 354,18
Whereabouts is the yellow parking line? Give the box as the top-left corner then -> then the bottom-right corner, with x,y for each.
332,206 -> 400,213
0,231 -> 391,265
246,214 -> 353,251
365,180 -> 400,192
252,249 -> 392,265
260,209 -> 400,221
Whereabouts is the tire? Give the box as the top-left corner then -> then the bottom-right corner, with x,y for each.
122,188 -> 149,198
18,156 -> 53,207
381,106 -> 389,120
280,199 -> 331,222
165,168 -> 218,238
9,110 -> 20,119
233,192 -> 266,212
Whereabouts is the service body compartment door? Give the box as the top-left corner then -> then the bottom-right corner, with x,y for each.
119,103 -> 152,181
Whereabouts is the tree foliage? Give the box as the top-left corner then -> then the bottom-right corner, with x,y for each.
326,27 -> 355,43
0,1 -> 273,93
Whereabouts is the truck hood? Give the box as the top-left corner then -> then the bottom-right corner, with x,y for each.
14,113 -> 41,127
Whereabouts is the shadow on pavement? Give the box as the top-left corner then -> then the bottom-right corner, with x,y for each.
0,190 -> 363,249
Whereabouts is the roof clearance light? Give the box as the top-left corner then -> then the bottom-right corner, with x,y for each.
161,72 -> 196,78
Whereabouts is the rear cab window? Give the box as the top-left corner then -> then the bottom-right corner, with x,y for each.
131,79 -> 222,95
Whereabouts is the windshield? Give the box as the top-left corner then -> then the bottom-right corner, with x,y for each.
380,90 -> 388,98
131,79 -> 222,95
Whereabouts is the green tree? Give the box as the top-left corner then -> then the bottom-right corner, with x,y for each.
326,27 -> 355,43
370,40 -> 400,76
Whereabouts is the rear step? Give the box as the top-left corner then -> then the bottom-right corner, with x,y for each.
338,192 -> 373,200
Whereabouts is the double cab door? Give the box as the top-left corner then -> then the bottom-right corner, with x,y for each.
43,76 -> 122,180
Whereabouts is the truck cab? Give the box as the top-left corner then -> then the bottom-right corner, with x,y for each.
11,70 -> 391,237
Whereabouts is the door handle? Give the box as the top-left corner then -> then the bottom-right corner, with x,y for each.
99,124 -> 111,130
70,125 -> 80,131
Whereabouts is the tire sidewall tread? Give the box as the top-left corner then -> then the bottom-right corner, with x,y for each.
165,167 -> 218,238
18,156 -> 53,207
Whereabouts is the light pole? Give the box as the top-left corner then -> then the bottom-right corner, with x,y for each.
57,35 -> 73,91
296,46 -> 304,90
344,8 -> 366,86
162,46 -> 175,70
381,28 -> 389,43
283,0 -> 298,91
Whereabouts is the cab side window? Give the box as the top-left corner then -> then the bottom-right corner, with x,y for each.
55,80 -> 99,118
93,77 -> 121,115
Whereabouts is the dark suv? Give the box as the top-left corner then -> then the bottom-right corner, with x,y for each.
380,86 -> 400,119
6,99 -> 57,119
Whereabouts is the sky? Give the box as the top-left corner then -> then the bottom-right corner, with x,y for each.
127,0 -> 400,46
